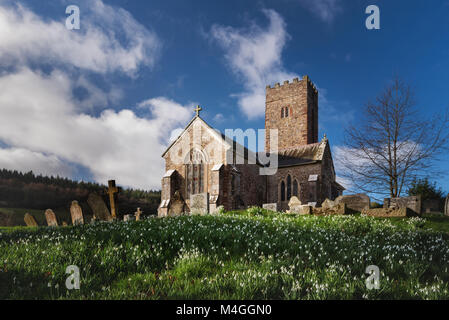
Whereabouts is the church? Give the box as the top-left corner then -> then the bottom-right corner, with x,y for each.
158,75 -> 344,216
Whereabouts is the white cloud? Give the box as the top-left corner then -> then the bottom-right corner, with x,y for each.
210,9 -> 298,119
0,1 -> 194,190
213,113 -> 225,123
0,0 -> 160,75
0,147 -> 73,178
0,68 -> 192,189
297,0 -> 343,24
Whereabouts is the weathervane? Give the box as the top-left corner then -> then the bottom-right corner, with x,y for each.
194,105 -> 202,117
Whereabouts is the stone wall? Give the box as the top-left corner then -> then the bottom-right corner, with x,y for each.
335,194 -> 370,213
384,196 -> 421,215
362,207 -> 415,217
265,76 -> 318,152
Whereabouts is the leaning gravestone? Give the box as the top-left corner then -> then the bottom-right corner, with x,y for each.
24,213 -> 38,227
190,193 -> 209,215
87,193 -> 113,222
45,209 -> 58,227
70,201 -> 84,225
445,195 -> 449,216
263,203 -> 277,212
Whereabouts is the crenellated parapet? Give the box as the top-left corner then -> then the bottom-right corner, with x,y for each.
266,75 -> 318,94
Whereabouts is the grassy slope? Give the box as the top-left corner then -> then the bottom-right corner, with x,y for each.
1,211 -> 449,300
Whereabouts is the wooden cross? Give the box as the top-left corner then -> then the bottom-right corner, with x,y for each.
107,180 -> 119,219
194,105 -> 202,117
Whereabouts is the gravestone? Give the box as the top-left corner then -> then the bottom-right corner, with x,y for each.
106,180 -> 119,219
87,193 -> 113,222
135,208 -> 142,221
190,192 -> 209,215
45,209 -> 58,227
70,200 -> 84,225
24,213 -> 38,227
335,194 -> 370,213
263,203 -> 277,212
445,195 -> 449,216
288,196 -> 302,213
123,214 -> 135,222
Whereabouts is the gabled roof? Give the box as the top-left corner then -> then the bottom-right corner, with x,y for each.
161,115 -> 256,163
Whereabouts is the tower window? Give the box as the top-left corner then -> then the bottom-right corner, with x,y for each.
281,108 -> 284,118
285,107 -> 289,117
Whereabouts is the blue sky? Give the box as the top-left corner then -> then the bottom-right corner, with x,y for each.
0,0 -> 448,194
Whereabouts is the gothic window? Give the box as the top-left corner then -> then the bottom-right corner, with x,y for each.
293,179 -> 298,197
281,107 -> 284,118
185,149 -> 205,197
280,180 -> 286,201
285,107 -> 289,117
287,175 -> 292,200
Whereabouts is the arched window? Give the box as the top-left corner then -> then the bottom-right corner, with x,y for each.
293,180 -> 298,197
280,181 -> 285,201
285,107 -> 289,117
281,108 -> 284,118
185,149 -> 205,196
287,175 -> 292,200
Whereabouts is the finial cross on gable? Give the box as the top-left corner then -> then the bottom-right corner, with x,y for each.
194,105 -> 202,117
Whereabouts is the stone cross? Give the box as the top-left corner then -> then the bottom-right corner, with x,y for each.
135,207 -> 142,221
194,105 -> 202,117
107,180 -> 119,219
45,209 -> 58,227
24,213 -> 38,227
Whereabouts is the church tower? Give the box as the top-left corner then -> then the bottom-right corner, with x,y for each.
265,75 -> 318,152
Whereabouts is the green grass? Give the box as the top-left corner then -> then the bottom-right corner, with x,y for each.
1,211 -> 449,300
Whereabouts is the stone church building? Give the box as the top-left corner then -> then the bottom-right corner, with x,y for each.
158,75 -> 344,216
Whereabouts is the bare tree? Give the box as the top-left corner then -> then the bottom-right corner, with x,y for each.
339,77 -> 449,199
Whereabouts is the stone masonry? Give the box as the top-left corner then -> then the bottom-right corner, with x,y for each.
158,75 -> 344,216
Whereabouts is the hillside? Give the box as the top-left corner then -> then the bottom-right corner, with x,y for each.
1,211 -> 449,299
0,169 -> 161,226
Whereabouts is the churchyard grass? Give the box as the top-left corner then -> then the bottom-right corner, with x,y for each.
1,211 -> 449,299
